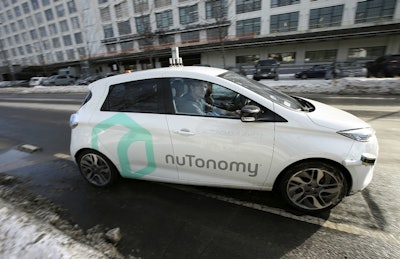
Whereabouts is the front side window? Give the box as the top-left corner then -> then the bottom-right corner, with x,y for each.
102,79 -> 162,113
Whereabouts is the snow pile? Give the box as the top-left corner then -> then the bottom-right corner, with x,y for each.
0,198 -> 108,258
265,77 -> 400,95
0,77 -> 398,95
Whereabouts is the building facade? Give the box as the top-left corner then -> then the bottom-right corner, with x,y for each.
0,0 -> 399,80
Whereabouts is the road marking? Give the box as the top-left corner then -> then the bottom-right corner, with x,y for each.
17,144 -> 41,153
171,185 -> 400,244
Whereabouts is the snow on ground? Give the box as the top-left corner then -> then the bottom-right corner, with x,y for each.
0,75 -> 399,258
1,75 -> 399,95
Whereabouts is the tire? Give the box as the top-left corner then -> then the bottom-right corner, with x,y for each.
77,150 -> 119,187
278,161 -> 347,212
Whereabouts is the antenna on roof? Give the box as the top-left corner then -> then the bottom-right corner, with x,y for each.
170,47 -> 183,67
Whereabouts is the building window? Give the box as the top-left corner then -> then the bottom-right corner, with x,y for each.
305,49 -> 337,62
348,46 -> 386,59
14,6 -> 21,17
31,0 -> 40,10
155,0 -> 171,8
60,20 -> 69,32
56,51 -> 64,61
159,34 -> 174,45
121,41 -> 134,51
30,29 -> 38,40
98,0 -> 108,4
103,24 -> 114,38
18,19 -> 26,30
42,0 -> 51,6
236,18 -> 261,36
118,20 -> 132,35
270,12 -> 299,32
71,17 -> 80,29
66,49 -> 75,60
135,15 -> 151,33
271,0 -> 299,8
74,32 -> 83,44
49,23 -> 58,34
268,52 -> 296,63
115,1 -> 128,19
45,9 -> 54,21
156,10 -> 173,29
67,1 -> 77,14
133,0 -> 149,14
236,55 -> 259,64
206,27 -> 228,40
56,4 -> 65,17
100,7 -> 111,22
355,0 -> 396,23
63,35 -> 73,46
35,12 -> 44,25
181,31 -> 199,43
22,3 -> 30,14
236,0 -> 261,14
309,5 -> 344,29
206,0 -> 227,19
26,44 -> 33,54
77,47 -> 86,57
179,4 -> 198,25
39,26 -> 47,37
52,37 -> 61,48
106,44 -> 117,53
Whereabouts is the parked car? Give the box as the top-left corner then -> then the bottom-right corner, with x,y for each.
54,75 -> 75,85
77,75 -> 104,85
295,65 -> 330,79
69,66 -> 378,213
323,61 -> 368,79
42,75 -> 58,86
226,65 -> 247,76
253,59 -> 280,81
29,77 -> 47,87
366,54 -> 400,77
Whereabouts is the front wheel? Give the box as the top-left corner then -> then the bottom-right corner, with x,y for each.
278,161 -> 347,212
77,150 -> 119,187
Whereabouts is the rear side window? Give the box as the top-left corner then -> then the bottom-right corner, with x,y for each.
101,79 -> 162,113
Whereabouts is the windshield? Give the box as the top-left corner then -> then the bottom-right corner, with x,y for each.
219,71 -> 303,110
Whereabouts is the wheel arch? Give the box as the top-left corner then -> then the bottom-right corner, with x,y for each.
272,158 -> 352,196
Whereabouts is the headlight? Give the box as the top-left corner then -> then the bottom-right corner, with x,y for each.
337,128 -> 374,142
70,113 -> 79,129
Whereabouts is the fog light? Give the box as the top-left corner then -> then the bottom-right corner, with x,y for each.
361,153 -> 376,166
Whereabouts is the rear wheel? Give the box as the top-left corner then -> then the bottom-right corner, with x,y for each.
77,150 -> 119,187
278,161 -> 347,212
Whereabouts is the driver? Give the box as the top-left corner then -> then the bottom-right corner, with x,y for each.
176,79 -> 209,115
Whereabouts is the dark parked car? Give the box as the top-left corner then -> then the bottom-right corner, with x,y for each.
295,65 -> 329,79
253,59 -> 280,81
366,54 -> 400,77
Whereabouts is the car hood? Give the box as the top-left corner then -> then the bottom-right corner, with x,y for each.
305,99 -> 370,130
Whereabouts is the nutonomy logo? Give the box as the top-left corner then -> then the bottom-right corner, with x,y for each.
165,154 -> 259,177
91,113 -> 156,178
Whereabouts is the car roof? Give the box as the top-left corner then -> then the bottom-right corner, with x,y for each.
90,66 -> 228,89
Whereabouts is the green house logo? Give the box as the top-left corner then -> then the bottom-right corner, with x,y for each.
91,113 -> 156,178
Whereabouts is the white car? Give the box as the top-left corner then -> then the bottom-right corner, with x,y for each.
69,66 -> 378,212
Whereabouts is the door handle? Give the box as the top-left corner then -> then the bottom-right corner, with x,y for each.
174,128 -> 195,136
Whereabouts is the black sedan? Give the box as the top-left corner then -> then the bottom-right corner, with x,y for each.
295,65 -> 329,79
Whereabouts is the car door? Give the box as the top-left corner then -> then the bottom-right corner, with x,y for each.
92,78 -> 178,181
166,79 -> 275,188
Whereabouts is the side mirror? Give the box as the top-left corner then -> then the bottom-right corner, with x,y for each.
241,105 -> 261,122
